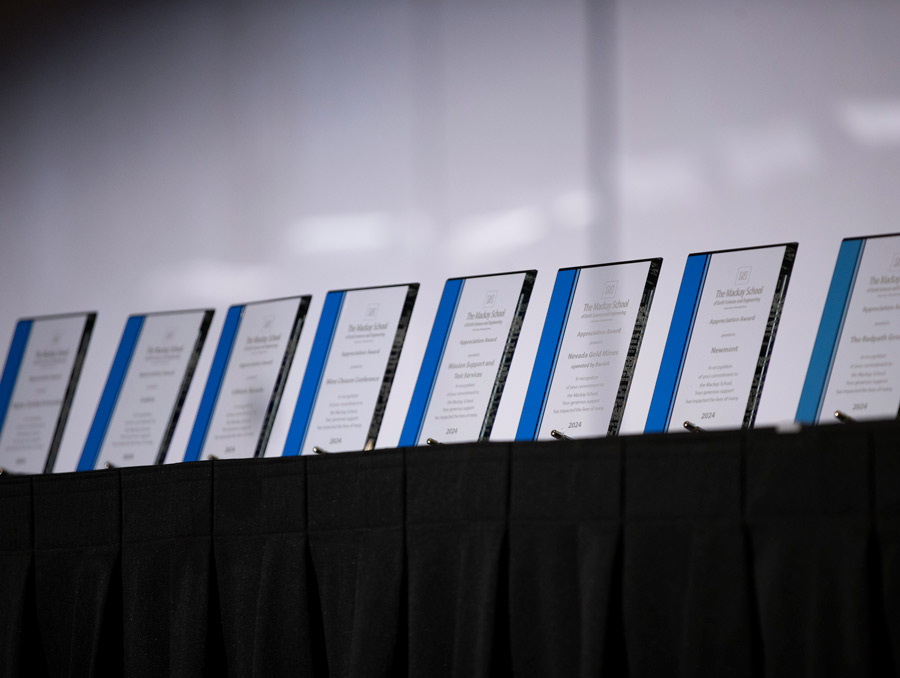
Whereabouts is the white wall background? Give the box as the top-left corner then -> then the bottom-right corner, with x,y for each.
0,0 -> 898,472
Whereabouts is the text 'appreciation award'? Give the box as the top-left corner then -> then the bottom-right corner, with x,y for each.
184,295 -> 310,461
77,309 -> 214,470
517,258 -> 661,441
646,243 -> 796,433
400,270 -> 536,446
283,283 -> 418,455
0,312 -> 95,474
797,233 -> 900,424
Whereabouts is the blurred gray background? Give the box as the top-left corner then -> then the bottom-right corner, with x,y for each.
1,0 -> 899,471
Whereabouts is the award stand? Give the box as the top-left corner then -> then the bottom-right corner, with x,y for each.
399,270 -> 536,447
182,295 -> 310,462
77,309 -> 214,470
796,233 -> 900,424
645,243 -> 797,433
0,312 -> 96,474
516,258 -> 661,441
833,410 -> 856,424
282,283 -> 418,455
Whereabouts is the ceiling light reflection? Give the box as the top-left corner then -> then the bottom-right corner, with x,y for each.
450,207 -> 546,258
718,120 -> 817,190
140,259 -> 278,307
837,100 -> 900,147
288,213 -> 393,254
620,153 -> 709,214
551,190 -> 596,230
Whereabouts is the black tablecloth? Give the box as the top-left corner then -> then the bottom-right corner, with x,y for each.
2,422 -> 899,677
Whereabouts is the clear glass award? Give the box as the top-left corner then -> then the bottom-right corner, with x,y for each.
283,283 -> 418,455
797,233 -> 900,424
182,295 -> 310,462
77,309 -> 214,470
646,243 -> 796,433
0,312 -> 96,474
517,258 -> 661,441
399,270 -> 536,446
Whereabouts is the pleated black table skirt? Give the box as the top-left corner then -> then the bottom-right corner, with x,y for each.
2,422 -> 900,677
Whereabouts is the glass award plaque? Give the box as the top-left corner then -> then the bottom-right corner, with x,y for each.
797,233 -> 900,424
76,309 -> 214,470
283,283 -> 418,455
645,243 -> 796,433
399,270 -> 536,446
182,295 -> 310,462
516,258 -> 661,441
0,312 -> 96,474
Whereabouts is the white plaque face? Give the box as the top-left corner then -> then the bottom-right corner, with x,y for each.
668,246 -> 788,431
819,236 -> 900,421
418,272 -> 527,445
0,315 -> 90,474
203,298 -> 301,459
96,311 -> 209,468
303,286 -> 412,453
537,261 -> 652,440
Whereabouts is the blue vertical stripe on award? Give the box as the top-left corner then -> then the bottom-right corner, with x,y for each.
77,315 -> 145,471
795,238 -> 864,424
516,268 -> 579,441
183,304 -> 243,462
399,278 -> 464,447
0,320 -> 32,440
282,290 -> 345,456
645,253 -> 710,433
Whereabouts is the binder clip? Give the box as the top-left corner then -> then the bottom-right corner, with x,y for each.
550,429 -> 572,441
